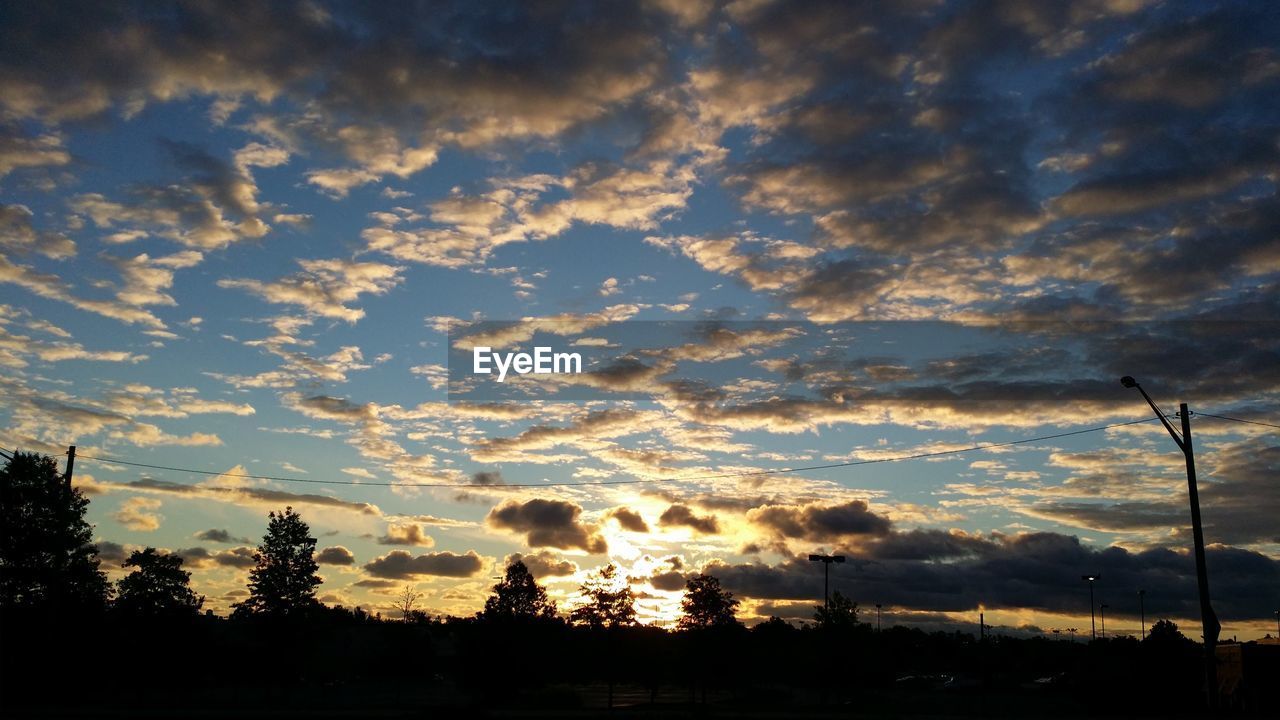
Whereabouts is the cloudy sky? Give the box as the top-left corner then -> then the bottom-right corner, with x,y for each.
1,1 -> 1278,636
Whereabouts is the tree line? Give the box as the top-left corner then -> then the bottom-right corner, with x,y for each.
1,449 -> 1219,716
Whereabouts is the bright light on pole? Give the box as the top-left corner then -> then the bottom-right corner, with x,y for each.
1082,575 -> 1100,640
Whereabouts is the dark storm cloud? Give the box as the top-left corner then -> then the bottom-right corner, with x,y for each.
317,546 -> 356,566
708,531 -> 1280,621
362,550 -> 484,579
657,503 -> 720,534
749,500 -> 892,541
486,498 -> 607,553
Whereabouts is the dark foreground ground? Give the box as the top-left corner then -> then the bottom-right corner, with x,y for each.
4,615 -> 1276,718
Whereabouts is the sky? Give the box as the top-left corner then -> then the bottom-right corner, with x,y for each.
1,1 -> 1278,638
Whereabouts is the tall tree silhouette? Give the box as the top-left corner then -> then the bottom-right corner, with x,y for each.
677,573 -> 739,630
0,451 -> 108,612
813,591 -> 859,629
479,560 -> 557,621
233,507 -> 321,618
114,547 -> 203,618
569,563 -> 636,629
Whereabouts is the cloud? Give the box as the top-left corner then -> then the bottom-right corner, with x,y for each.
658,504 -> 720,534
749,500 -> 893,541
111,497 -> 162,531
505,550 -> 578,579
649,570 -> 688,592
708,532 -> 1280,622
0,203 -> 75,259
0,126 -> 70,178
486,498 -> 608,554
0,250 -> 205,329
114,477 -> 381,517
194,528 -> 248,544
605,507 -> 650,532
377,523 -> 435,547
219,259 -> 403,323
317,546 -> 356,566
362,550 -> 485,579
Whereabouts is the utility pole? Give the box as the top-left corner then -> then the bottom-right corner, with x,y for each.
1120,378 -> 1220,709
64,445 -> 76,490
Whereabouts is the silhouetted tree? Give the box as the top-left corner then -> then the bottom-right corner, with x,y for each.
0,450 -> 108,612
232,507 -> 321,618
1145,618 -> 1193,647
569,563 -> 636,629
813,590 -> 859,629
114,547 -> 203,618
479,560 -> 557,621
396,585 -> 423,622
677,573 -> 739,630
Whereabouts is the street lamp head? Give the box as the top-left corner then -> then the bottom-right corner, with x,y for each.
1082,575 -> 1099,581
1120,376 -> 1137,388
808,554 -> 823,562
832,555 -> 846,563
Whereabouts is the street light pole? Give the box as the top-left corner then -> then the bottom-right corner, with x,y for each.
1100,604 -> 1108,639
876,603 -> 882,632
1139,590 -> 1146,641
1120,378 -> 1219,708
1121,379 -> 1218,702
808,554 -> 845,613
1082,575 -> 1099,640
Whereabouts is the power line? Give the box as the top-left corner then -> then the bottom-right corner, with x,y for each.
1194,412 -> 1280,431
70,417 -> 1161,490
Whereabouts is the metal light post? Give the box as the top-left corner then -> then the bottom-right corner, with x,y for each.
808,554 -> 845,613
1139,590 -> 1146,641
1120,377 -> 1219,707
1067,627 -> 1077,643
876,603 -> 882,632
1100,604 -> 1108,639
1082,575 -> 1100,640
